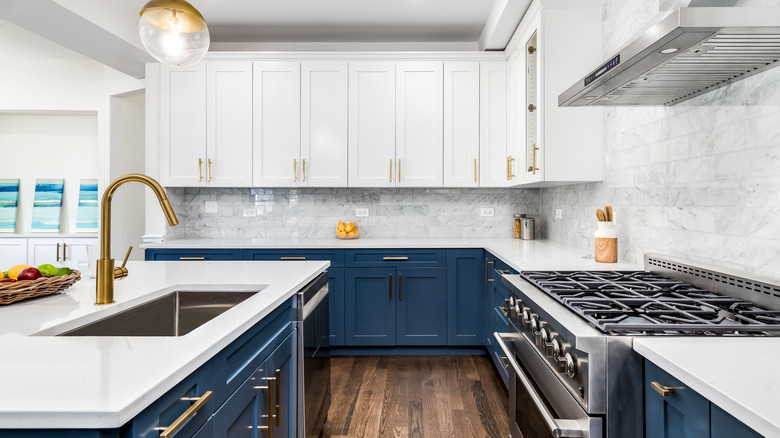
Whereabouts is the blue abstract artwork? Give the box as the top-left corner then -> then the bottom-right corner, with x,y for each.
31,179 -> 64,232
75,179 -> 98,233
0,179 -> 20,233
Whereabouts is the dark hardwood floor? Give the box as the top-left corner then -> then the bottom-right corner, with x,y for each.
326,355 -> 510,438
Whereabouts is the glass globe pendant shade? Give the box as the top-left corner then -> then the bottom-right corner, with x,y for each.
139,0 -> 209,67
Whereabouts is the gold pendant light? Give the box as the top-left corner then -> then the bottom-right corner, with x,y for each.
139,0 -> 209,67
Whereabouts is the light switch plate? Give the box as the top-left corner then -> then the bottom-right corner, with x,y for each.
480,207 -> 495,217
555,208 -> 563,219
205,201 -> 218,214
355,208 -> 369,217
243,208 -> 256,217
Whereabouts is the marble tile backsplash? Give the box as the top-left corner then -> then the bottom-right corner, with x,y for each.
539,0 -> 780,279
166,188 -> 543,240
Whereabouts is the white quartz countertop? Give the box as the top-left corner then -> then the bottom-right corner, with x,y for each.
0,260 -> 328,429
634,338 -> 780,437
142,237 -> 642,272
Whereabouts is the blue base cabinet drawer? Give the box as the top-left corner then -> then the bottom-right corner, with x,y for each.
243,249 -> 345,267
145,249 -> 243,261
345,249 -> 447,267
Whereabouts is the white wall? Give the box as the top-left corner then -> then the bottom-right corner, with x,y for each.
540,0 -> 780,280
0,114 -> 98,233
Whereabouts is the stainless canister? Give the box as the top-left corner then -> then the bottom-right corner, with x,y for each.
520,217 -> 535,240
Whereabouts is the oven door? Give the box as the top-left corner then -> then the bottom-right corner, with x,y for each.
495,332 -> 602,438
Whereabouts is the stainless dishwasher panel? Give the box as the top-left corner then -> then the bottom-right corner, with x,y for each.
295,272 -> 330,438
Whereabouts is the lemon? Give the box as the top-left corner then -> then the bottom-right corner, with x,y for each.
37,264 -> 58,277
7,265 -> 33,280
345,222 -> 354,233
55,267 -> 72,277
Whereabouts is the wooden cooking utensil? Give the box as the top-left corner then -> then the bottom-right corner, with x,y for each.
605,205 -> 613,222
596,209 -> 606,222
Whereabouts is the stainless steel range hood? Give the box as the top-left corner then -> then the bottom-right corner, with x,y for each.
559,1 -> 780,107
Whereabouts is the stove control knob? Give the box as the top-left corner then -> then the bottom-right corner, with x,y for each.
548,338 -> 563,358
511,302 -> 522,319
565,352 -> 578,378
525,314 -> 539,333
520,307 -> 532,326
535,327 -> 551,346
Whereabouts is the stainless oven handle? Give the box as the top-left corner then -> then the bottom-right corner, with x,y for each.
494,332 -> 584,438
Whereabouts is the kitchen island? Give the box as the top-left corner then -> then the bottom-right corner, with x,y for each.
0,260 -> 328,430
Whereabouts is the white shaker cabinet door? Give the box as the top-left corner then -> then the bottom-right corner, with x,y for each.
27,238 -> 60,266
479,62 -> 509,187
301,62 -> 348,187
0,238 -> 27,267
206,62 -> 253,187
253,62 -> 301,187
444,61 -> 480,187
396,62 -> 443,188
63,238 -> 97,264
348,62 -> 396,187
160,64 -> 207,187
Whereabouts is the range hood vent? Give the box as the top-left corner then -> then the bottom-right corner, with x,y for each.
559,5 -> 780,107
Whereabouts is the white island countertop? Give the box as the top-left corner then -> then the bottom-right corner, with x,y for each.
0,260 -> 328,429
634,338 -> 780,437
142,237 -> 642,272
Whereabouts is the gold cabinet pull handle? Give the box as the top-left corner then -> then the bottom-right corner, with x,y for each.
293,158 -> 297,182
485,259 -> 494,285
529,144 -> 540,174
62,243 -> 67,261
499,356 -> 511,369
280,257 -> 306,260
198,158 -> 203,182
389,274 -> 392,301
474,158 -> 477,182
302,158 -> 306,182
157,391 -> 212,438
383,256 -> 409,261
506,156 -> 511,181
389,159 -> 393,182
179,257 -> 206,260
398,273 -> 402,301
56,243 -> 61,262
274,369 -> 281,427
207,158 -> 212,182
398,158 -> 401,182
264,375 -> 276,437
651,381 -> 677,397
509,155 -> 515,179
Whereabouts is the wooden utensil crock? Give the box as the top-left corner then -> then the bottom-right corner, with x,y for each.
594,222 -> 617,263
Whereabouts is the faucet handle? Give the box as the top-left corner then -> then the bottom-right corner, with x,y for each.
113,246 -> 132,280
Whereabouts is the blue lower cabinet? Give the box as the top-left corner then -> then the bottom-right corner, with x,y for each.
327,268 -> 345,346
144,249 -> 243,261
212,331 -> 295,438
446,249 -> 484,346
710,404 -> 762,438
344,267 -> 396,346
645,360 -> 710,438
396,267 -> 447,346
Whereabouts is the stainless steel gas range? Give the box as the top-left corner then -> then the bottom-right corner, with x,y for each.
494,253 -> 780,438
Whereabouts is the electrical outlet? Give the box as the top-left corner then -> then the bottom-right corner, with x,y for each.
480,207 -> 495,217
205,201 -> 218,214
243,208 -> 257,217
355,208 -> 369,217
555,208 -> 563,219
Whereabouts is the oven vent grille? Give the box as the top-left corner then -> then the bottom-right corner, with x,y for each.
645,254 -> 780,310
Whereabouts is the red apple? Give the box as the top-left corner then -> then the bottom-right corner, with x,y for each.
17,267 -> 42,281
0,278 -> 16,283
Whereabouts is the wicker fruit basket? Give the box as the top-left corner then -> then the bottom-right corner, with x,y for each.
0,270 -> 81,305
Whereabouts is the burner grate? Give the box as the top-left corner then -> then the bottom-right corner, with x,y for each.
521,270 -> 780,335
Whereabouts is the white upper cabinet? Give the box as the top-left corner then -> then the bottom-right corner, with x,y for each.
301,62 -> 348,187
395,62 -> 443,188
479,61 -> 510,187
253,62 -> 301,187
160,64 -> 207,187
508,0 -> 604,186
444,62 -> 480,187
348,62 -> 396,187
207,62 -> 253,187
160,62 -> 252,187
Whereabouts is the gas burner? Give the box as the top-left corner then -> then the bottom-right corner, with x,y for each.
521,270 -> 780,335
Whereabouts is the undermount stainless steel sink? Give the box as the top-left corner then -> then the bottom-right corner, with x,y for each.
59,290 -> 261,337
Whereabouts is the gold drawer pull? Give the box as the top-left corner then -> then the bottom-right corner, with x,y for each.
198,158 -> 203,182
383,256 -> 409,261
274,369 -> 281,427
651,381 -> 677,397
207,158 -> 212,182
280,257 -> 306,260
156,391 -> 212,438
179,257 -> 206,260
